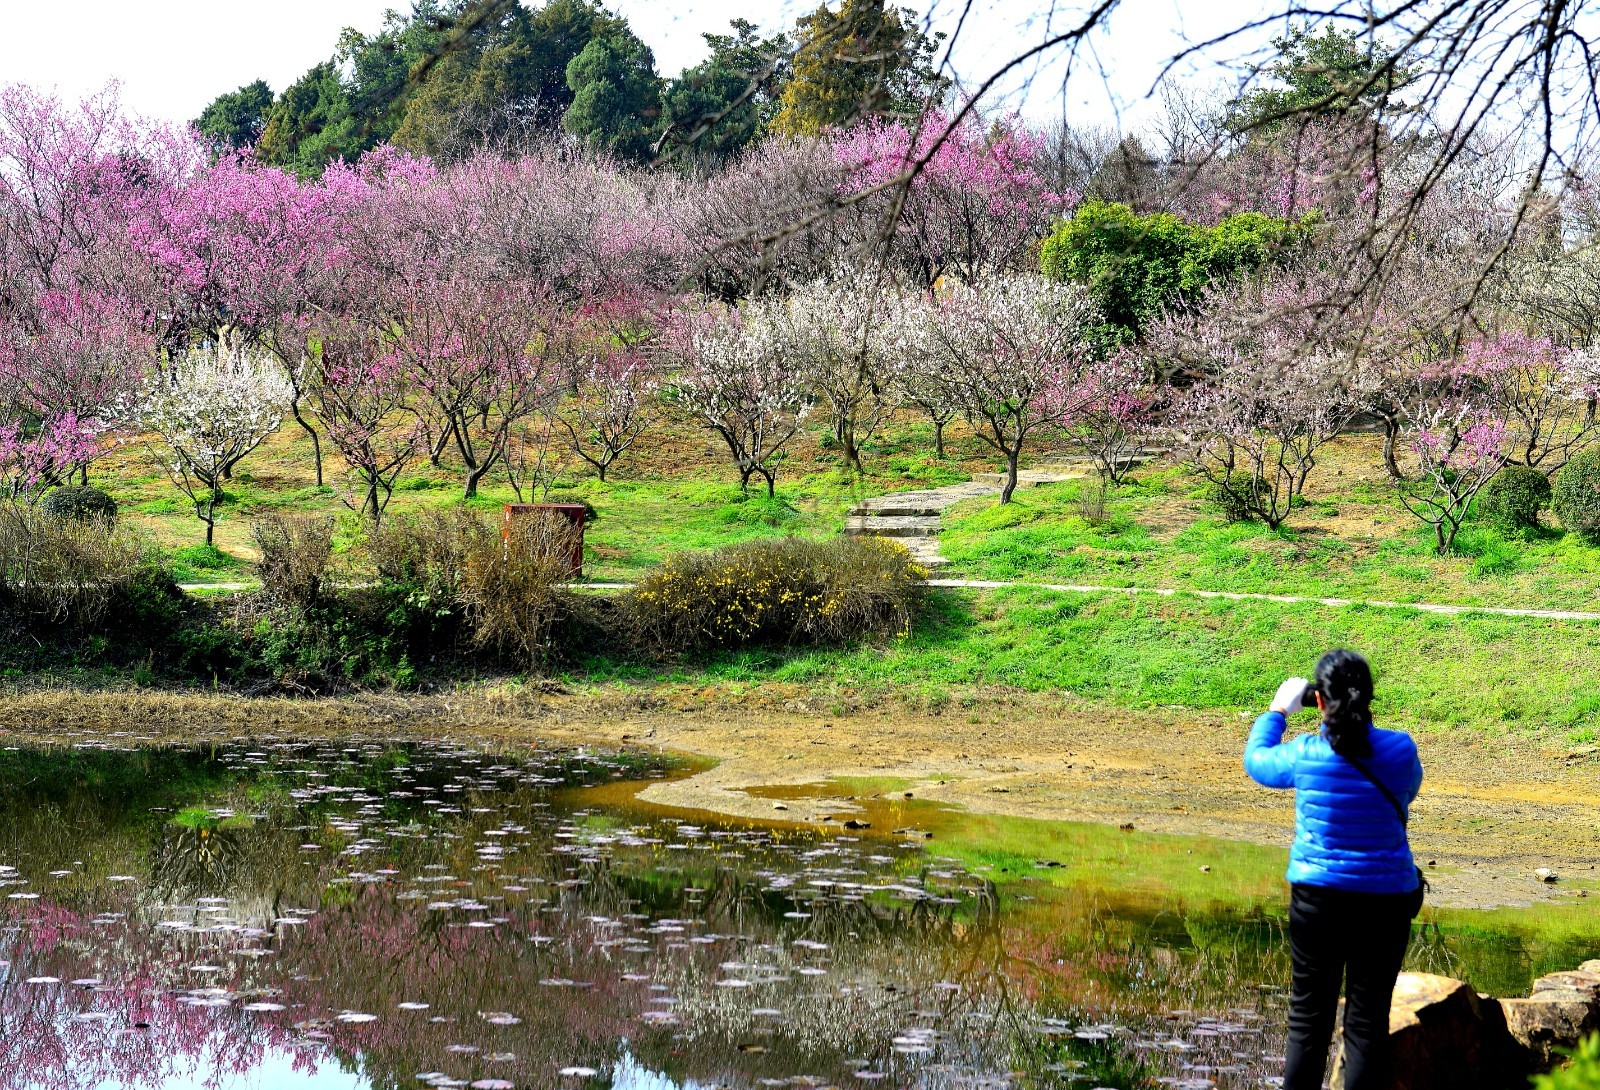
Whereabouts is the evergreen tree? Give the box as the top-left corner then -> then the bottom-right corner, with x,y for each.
659,20 -> 790,165
1229,24 -> 1413,133
193,80 -> 274,153
391,0 -> 631,158
562,30 -> 663,162
771,0 -> 944,138
338,2 -> 451,148
256,63 -> 352,177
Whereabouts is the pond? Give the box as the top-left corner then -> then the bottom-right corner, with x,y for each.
0,738 -> 1594,1090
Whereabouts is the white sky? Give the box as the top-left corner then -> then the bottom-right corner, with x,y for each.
0,0 -> 1284,132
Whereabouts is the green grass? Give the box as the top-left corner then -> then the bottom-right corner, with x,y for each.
940,469 -> 1600,611
571,586 -> 1600,740
167,543 -> 244,584
90,418 -> 984,582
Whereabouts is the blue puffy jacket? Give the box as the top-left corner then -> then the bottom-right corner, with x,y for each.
1244,711 -> 1423,893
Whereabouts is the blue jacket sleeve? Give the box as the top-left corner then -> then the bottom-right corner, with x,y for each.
1405,739 -> 1423,803
1243,711 -> 1296,789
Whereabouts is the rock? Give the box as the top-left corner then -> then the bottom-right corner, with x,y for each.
1535,868 -> 1558,882
1199,865 -> 1211,873
1501,988 -> 1600,1069
771,803 -> 788,811
1531,971 -> 1600,999
1333,973 -> 1519,1090
841,819 -> 870,830
1582,960 -> 1600,975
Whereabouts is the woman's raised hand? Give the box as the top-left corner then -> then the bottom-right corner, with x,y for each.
1270,677 -> 1312,715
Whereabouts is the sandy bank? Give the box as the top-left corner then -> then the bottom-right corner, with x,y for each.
2,685 -> 1595,909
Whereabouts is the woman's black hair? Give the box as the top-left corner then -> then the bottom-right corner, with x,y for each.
1313,649 -> 1374,758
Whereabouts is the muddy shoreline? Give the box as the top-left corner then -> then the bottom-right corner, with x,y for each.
3,685 -> 1596,911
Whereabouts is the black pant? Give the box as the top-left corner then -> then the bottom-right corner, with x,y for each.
1284,883 -> 1414,1090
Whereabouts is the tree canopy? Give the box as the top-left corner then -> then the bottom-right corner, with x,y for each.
1228,24 -> 1413,133
770,0 -> 944,138
659,20 -> 791,165
193,80 -> 273,153
562,25 -> 664,161
1040,200 -> 1316,343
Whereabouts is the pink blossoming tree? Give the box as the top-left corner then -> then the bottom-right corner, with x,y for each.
835,111 -> 1072,287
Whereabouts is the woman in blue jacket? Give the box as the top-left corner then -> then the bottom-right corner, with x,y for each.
1245,649 -> 1424,1090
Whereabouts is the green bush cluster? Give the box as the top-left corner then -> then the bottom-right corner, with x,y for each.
1554,450 -> 1600,541
1205,478 -> 1272,523
1040,199 -> 1316,342
40,486 -> 118,522
624,536 -> 925,657
1476,465 -> 1551,531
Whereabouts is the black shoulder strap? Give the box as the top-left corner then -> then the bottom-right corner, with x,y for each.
1342,753 -> 1408,827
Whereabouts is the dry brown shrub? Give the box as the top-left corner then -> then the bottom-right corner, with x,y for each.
457,511 -> 581,669
251,513 -> 336,609
367,507 -> 486,609
0,502 -> 148,630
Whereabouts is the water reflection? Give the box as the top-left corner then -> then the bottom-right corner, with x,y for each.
0,741 -> 1589,1090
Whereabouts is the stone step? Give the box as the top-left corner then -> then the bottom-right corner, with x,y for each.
845,515 -> 940,538
849,501 -> 946,517
895,541 -> 948,568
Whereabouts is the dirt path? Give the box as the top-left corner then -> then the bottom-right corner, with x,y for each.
3,687 -> 1595,910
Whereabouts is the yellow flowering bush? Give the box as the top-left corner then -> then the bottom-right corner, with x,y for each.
624,535 -> 925,657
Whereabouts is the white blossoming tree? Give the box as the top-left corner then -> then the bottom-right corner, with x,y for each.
900,275 -> 1103,503
141,341 -> 293,544
768,271 -> 899,474
669,304 -> 812,497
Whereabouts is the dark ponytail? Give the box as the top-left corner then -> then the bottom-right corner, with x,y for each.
1312,649 -> 1374,758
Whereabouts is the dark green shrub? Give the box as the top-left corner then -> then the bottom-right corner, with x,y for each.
252,513 -> 335,609
1205,478 -> 1272,523
624,536 -> 925,657
1476,465 -> 1551,530
1553,449 -> 1600,540
40,486 -> 118,522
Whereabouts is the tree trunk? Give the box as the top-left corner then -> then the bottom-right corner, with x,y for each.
933,418 -> 946,459
1380,412 -> 1403,481
463,461 -> 490,499
430,420 -> 455,468
293,404 -> 324,488
1000,450 -> 1020,504
597,460 -> 608,482
838,419 -> 862,474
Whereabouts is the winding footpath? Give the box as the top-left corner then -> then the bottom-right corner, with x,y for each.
840,466 -> 1600,623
